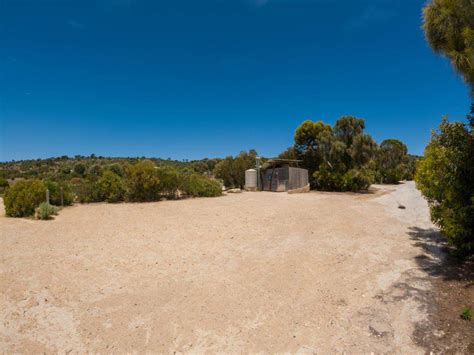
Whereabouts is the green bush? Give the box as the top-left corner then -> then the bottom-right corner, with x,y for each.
0,177 -> 9,193
415,118 -> 474,257
376,139 -> 409,184
87,164 -> 102,179
44,180 -> 75,206
73,179 -> 100,203
73,162 -> 86,177
179,173 -> 222,197
96,170 -> 125,203
460,306 -> 472,321
4,179 -> 47,217
35,202 -> 58,220
106,163 -> 124,177
313,165 -> 345,191
125,160 -> 161,202
342,169 -> 373,191
213,150 -> 258,189
155,166 -> 179,199
313,167 -> 372,192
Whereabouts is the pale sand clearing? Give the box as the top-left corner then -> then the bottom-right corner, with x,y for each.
0,182 -> 436,353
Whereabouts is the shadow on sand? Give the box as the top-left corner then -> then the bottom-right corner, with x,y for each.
407,226 -> 474,284
407,226 -> 474,353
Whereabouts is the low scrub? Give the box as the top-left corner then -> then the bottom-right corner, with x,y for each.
35,202 -> 59,220
4,179 -> 47,217
156,166 -> 179,199
460,306 -> 472,321
44,180 -> 75,206
96,170 -> 126,203
179,173 -> 222,197
0,177 -> 9,193
73,179 -> 100,203
125,160 -> 161,202
313,167 -> 373,192
415,118 -> 474,257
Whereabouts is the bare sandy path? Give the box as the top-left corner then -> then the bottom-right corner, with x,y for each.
0,182 -> 434,353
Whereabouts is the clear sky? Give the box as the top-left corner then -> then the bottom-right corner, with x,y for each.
0,0 -> 471,161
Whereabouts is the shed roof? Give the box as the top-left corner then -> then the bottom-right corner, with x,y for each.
261,159 -> 303,170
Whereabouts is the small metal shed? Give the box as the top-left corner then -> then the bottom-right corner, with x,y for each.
260,159 -> 309,192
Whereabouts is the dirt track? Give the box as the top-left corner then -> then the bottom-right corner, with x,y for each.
1,182 -> 437,352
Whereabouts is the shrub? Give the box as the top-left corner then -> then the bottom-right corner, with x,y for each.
376,139 -> 409,184
87,164 -> 102,179
35,202 -> 58,220
106,163 -> 124,177
415,118 -> 474,257
313,165 -> 345,191
0,177 -> 9,193
155,166 -> 179,199
313,167 -> 372,192
96,170 -> 125,203
125,160 -> 161,202
4,179 -> 47,217
73,162 -> 86,177
179,173 -> 222,197
213,150 -> 258,189
460,306 -> 472,321
73,179 -> 100,203
44,180 -> 75,206
342,169 -> 373,191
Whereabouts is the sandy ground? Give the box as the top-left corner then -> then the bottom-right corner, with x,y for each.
0,182 -> 438,353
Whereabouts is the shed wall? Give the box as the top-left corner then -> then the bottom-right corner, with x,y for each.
288,167 -> 309,190
261,166 -> 308,192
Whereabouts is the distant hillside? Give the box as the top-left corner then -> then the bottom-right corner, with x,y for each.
0,155 -> 221,181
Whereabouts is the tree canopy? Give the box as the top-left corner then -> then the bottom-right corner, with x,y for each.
423,0 -> 474,88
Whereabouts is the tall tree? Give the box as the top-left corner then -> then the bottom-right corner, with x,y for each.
423,0 -> 474,92
294,120 -> 332,177
416,0 -> 474,256
424,0 -> 474,127
377,139 -> 409,183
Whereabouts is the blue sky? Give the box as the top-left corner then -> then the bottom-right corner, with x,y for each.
0,0 -> 471,161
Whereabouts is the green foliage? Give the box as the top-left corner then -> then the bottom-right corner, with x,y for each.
35,202 -> 59,220
155,166 -> 179,199
214,150 -> 257,189
342,169 -> 373,191
4,179 -> 47,217
313,166 -> 372,192
96,170 -> 126,203
376,139 -> 409,184
334,116 -> 365,146
415,118 -> 474,257
460,306 -> 472,321
278,146 -> 298,160
87,164 -> 102,179
295,117 -> 376,191
44,180 -> 75,206
106,163 -> 124,177
72,178 -> 100,203
294,120 -> 333,177
73,162 -> 86,177
0,177 -> 9,188
179,173 -> 222,197
0,155 -> 223,182
125,160 -> 161,202
404,155 -> 420,181
0,177 -> 9,193
423,0 -> 474,86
